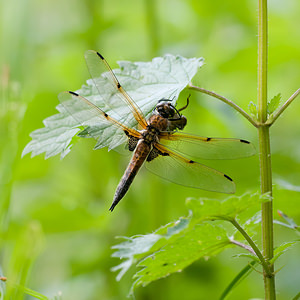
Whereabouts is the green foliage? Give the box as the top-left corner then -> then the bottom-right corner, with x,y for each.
248,93 -> 282,120
1,0 -> 300,299
293,292 -> 300,300
134,223 -> 229,289
22,55 -> 203,159
270,241 -> 299,264
112,194 -> 263,293
248,101 -> 258,119
219,261 -> 257,300
267,93 -> 281,115
186,192 -> 263,222
9,285 -> 49,300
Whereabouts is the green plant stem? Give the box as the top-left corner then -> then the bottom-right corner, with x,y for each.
258,0 -> 276,298
230,219 -> 271,275
188,84 -> 258,127
230,239 -> 256,255
266,88 -> 300,125
292,292 -> 300,300
219,261 -> 256,300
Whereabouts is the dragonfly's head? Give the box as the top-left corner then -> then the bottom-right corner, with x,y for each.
155,100 -> 177,119
155,99 -> 187,131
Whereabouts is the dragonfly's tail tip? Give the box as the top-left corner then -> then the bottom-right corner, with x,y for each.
109,203 -> 117,212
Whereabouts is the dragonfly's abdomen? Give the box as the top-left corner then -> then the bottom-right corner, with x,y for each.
109,141 -> 151,211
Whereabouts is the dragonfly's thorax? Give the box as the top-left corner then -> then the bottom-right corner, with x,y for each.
147,114 -> 169,132
141,126 -> 159,145
154,100 -> 187,131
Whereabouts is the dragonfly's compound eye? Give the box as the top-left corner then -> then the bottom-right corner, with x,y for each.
156,102 -> 176,118
176,115 -> 187,130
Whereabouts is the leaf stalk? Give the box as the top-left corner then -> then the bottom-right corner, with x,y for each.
230,219 -> 271,276
266,88 -> 300,125
188,84 -> 258,127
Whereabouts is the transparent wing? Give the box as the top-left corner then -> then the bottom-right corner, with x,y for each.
145,143 -> 235,193
58,91 -> 140,149
159,132 -> 256,160
84,50 -> 148,129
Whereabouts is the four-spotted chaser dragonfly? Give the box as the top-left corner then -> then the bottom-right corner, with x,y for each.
58,51 -> 255,211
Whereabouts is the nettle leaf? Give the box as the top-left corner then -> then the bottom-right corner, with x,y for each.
134,223 -> 230,288
267,93 -> 281,115
22,54 -> 204,159
270,241 -> 299,264
111,218 -> 191,281
240,211 -> 262,238
248,101 -> 258,119
111,194 -> 262,292
186,192 -> 263,223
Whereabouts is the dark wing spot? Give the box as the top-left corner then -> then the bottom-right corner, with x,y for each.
240,139 -> 250,144
224,174 -> 233,181
69,91 -> 79,96
124,130 -> 129,136
96,52 -> 104,60
104,113 -> 108,118
128,136 -> 139,151
206,137 -> 211,141
117,83 -> 121,89
189,160 -> 195,164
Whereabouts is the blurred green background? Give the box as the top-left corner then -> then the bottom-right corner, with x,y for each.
1,0 -> 300,299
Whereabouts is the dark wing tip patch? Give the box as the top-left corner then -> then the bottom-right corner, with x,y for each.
240,139 -> 250,144
224,174 -> 233,181
206,137 -> 212,141
189,160 -> 195,164
69,91 -> 79,96
96,52 -> 104,60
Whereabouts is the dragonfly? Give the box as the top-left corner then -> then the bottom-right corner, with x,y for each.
58,50 -> 255,211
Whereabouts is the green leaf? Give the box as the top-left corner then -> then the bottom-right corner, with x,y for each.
248,101 -> 258,119
219,261 -> 257,300
22,287 -> 49,300
267,93 -> 281,115
111,193 -> 262,292
134,223 -> 230,288
270,241 -> 299,264
186,192 -> 262,223
111,218 -> 190,281
23,54 -> 204,159
4,282 -> 49,300
292,291 -> 300,300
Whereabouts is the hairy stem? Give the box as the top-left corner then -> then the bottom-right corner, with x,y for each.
230,239 -> 256,255
258,0 -> 276,298
230,219 -> 271,275
188,84 -> 258,127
